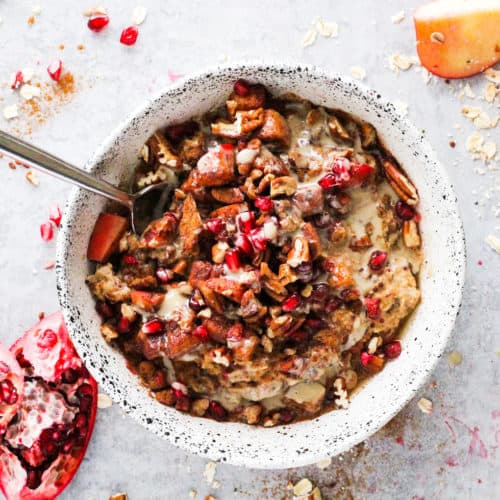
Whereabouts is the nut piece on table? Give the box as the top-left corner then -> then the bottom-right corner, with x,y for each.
211,108 -> 264,138
257,109 -> 291,147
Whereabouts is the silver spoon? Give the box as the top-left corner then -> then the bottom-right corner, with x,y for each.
0,130 -> 173,234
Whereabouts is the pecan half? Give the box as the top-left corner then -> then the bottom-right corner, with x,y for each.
382,158 -> 419,206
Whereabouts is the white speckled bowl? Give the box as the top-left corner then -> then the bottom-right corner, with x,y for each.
56,63 -> 465,469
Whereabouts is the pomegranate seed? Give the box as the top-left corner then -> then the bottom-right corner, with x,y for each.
318,173 -> 337,189
61,368 -> 78,384
384,340 -> 402,359
41,439 -> 58,457
87,14 -> 110,32
39,428 -> 54,444
254,196 -> 273,211
142,318 -> 165,335
96,301 -> 114,319
188,292 -> 204,312
122,254 -> 139,265
47,59 -> 63,82
40,222 -> 54,242
249,227 -> 267,252
172,381 -> 188,397
120,25 -> 139,45
117,317 -> 131,334
233,79 -> 250,96
156,267 -> 173,283
221,143 -> 234,152
225,248 -> 241,271
237,211 -> 255,233
79,395 -> 92,414
279,411 -> 295,424
76,383 -> 94,399
282,292 -> 302,312
310,283 -> 329,302
395,200 -> 415,220
36,329 -> 58,349
209,400 -> 227,420
322,258 -> 336,273
325,296 -> 342,313
10,70 -> 24,89
205,218 -> 224,235
360,352 -> 374,367
305,318 -> 328,332
368,250 -> 388,271
365,297 -> 381,319
287,329 -> 309,343
0,380 -> 17,405
192,325 -> 209,341
235,233 -> 254,256
49,204 -> 62,227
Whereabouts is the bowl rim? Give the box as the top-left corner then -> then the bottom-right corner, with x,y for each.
56,61 -> 466,469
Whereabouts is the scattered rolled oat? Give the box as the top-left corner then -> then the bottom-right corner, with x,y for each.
131,5 -> 147,25
302,28 -> 317,48
83,6 -> 107,17
315,19 -> 338,37
204,461 -> 217,485
316,457 -> 332,469
3,104 -> 18,120
97,393 -> 113,408
212,480 -> 221,489
188,490 -> 197,499
293,478 -> 313,497
461,105 -> 482,119
448,351 -> 463,366
20,84 -> 41,101
486,234 -> 500,253
484,82 -> 497,103
430,31 -> 445,44
463,83 -> 475,99
389,54 -> 420,72
350,66 -> 366,80
474,112 -> 499,129
484,68 -> 500,84
391,10 -> 405,24
417,397 -> 433,414
32,5 -> 42,15
25,170 -> 39,186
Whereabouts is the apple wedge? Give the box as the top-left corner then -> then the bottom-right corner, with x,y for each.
414,0 -> 500,78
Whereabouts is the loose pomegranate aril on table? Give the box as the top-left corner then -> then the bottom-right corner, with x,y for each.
368,250 -> 388,271
237,211 -> 255,233
120,25 -> 139,45
142,318 -> 164,335
365,297 -> 381,319
122,254 -> 139,265
49,205 -> 63,227
205,218 -> 224,235
47,59 -> 63,82
395,200 -> 415,220
254,196 -> 273,211
225,248 -> 241,271
40,222 -> 54,242
10,70 -> 24,89
233,78 -> 250,96
87,14 -> 110,32
282,292 -> 302,312
384,340 -> 402,359
235,233 -> 254,256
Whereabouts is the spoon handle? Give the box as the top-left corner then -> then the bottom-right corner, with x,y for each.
0,129 -> 133,208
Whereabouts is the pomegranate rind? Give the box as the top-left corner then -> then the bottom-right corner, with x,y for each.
0,343 -> 24,433
0,312 -> 98,500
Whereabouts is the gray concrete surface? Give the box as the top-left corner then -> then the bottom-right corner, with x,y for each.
0,1 -> 498,498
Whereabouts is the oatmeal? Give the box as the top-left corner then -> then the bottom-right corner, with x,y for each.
86,79 -> 422,425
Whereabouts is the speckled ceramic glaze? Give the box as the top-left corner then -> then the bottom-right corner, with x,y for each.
56,63 -> 465,469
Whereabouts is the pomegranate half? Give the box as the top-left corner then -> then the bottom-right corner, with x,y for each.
0,312 -> 97,500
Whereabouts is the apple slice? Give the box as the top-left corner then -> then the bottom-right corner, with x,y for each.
87,212 -> 129,263
414,0 -> 500,78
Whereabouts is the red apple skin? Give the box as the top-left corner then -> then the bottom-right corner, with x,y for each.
414,0 -> 500,79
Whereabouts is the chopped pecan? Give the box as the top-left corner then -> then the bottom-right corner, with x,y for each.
86,264 -> 130,302
179,131 -> 206,165
211,108 -> 264,138
327,221 -> 348,245
100,323 -> 119,343
209,202 -> 248,220
155,388 -> 176,406
228,83 -> 266,112
292,183 -> 324,216
188,261 -> 214,287
191,398 -> 210,416
270,176 -> 297,197
179,194 -> 203,255
140,212 -> 178,249
204,315 -> 232,343
212,241 -> 229,264
145,131 -> 182,169
130,290 -> 165,311
381,157 -> 419,206
181,146 -> 236,190
359,121 -> 377,149
349,234 -> 373,251
325,258 -> 354,288
129,275 -> 158,290
257,109 -> 291,147
165,330 -> 201,358
267,314 -> 294,338
301,222 -> 322,258
253,148 -> 290,176
211,186 -> 244,204
241,404 -> 263,425
198,282 -> 224,314
240,290 -> 267,319
287,236 -> 311,268
402,220 -> 421,248
328,113 -> 352,142
205,277 -> 247,303
172,258 -> 189,276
